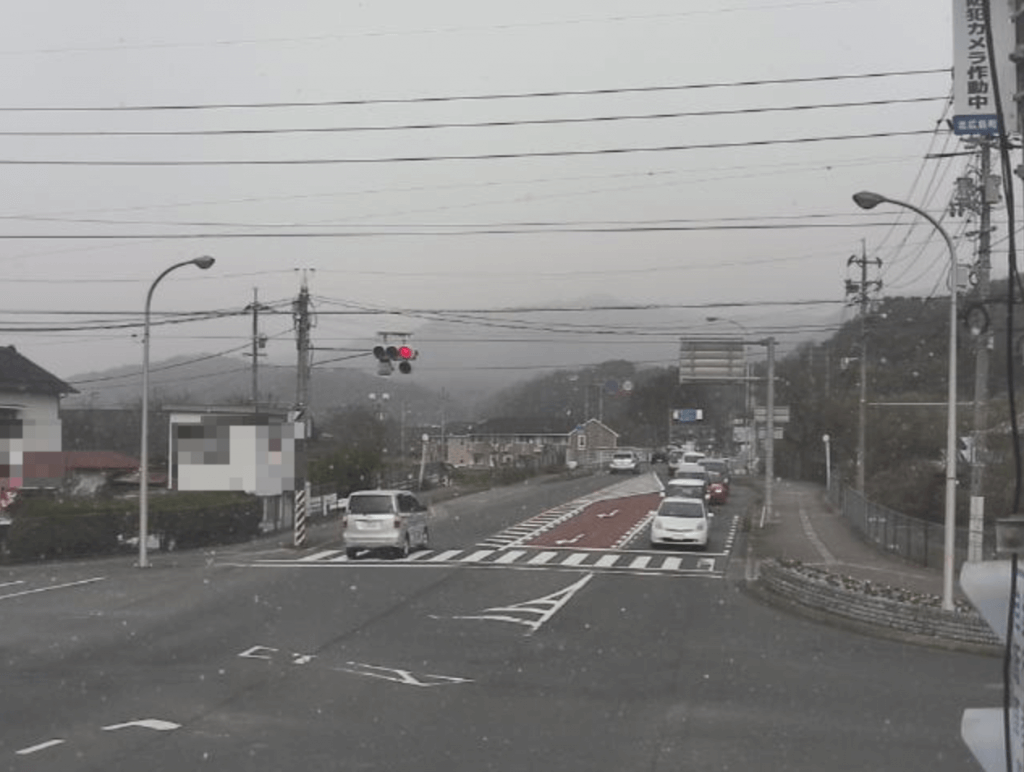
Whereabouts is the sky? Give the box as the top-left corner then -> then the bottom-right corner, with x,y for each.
0,0 -> 998,397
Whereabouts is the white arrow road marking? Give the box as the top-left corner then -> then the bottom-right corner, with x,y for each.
554,534 -> 585,545
447,572 -> 594,635
335,662 -> 472,687
16,739 -> 65,755
0,576 -> 104,602
102,719 -> 180,732
596,509 -> 620,519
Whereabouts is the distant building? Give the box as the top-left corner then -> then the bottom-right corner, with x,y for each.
565,418 -> 620,468
444,416 -> 621,470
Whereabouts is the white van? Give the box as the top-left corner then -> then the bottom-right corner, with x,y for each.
342,489 -> 431,559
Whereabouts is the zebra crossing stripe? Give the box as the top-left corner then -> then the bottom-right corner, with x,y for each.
527,551 -> 558,565
561,553 -> 589,567
461,550 -> 494,563
495,550 -> 526,564
429,549 -> 463,562
629,556 -> 652,570
594,554 -> 619,568
661,556 -> 682,571
300,550 -> 342,562
405,550 -> 435,561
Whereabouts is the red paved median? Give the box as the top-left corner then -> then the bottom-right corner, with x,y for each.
528,492 -> 662,549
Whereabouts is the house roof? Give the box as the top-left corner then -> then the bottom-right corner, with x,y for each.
570,417 -> 619,437
0,346 -> 77,396
20,450 -> 139,479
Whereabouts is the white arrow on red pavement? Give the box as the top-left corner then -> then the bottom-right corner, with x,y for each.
555,534 -> 585,545
596,509 -> 619,519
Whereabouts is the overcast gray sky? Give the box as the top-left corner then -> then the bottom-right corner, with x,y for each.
0,1 -> 982,389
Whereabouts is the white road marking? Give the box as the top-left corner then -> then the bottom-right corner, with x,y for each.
596,509 -> 619,519
594,554 -> 619,568
450,573 -> 595,635
697,558 -> 716,572
336,662 -> 472,687
0,576 -> 104,602
429,549 -> 462,562
102,719 -> 180,732
554,534 -> 585,545
16,739 -> 65,756
299,550 -> 341,562
0,580 -> 24,589
629,556 -> 652,569
460,550 -> 493,563
661,556 -> 683,571
495,550 -> 526,564
405,550 -> 435,561
527,551 -> 558,565
561,553 -> 589,566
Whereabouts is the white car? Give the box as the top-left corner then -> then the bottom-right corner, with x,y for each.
608,450 -> 640,474
650,496 -> 713,550
342,489 -> 431,559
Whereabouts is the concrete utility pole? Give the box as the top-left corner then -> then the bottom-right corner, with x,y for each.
244,288 -> 268,409
292,272 -> 313,548
845,242 -> 882,492
952,140 -> 998,562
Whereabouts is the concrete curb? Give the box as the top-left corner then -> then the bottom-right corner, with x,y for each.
741,557 -> 1001,656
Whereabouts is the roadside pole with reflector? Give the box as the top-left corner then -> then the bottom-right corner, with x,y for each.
960,516 -> 1024,771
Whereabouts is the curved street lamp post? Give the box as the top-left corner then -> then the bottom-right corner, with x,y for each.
138,256 -> 215,568
853,191 -> 959,611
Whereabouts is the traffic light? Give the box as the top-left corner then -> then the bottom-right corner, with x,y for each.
372,342 -> 417,374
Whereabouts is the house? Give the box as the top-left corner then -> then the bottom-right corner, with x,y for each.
446,417 -> 575,469
565,418 -> 620,469
0,346 -> 77,489
445,416 -> 619,470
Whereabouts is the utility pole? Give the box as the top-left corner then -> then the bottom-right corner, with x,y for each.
952,139 -> 999,562
845,242 -> 883,492
243,288 -> 268,409
292,272 -> 313,548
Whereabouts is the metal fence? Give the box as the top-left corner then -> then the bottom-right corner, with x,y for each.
828,482 -> 995,569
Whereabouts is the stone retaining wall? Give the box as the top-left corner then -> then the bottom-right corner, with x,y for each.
756,559 -> 1001,653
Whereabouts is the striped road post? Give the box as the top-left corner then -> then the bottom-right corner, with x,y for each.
294,483 -> 308,547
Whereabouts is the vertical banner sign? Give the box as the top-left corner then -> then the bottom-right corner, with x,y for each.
952,0 -> 1016,135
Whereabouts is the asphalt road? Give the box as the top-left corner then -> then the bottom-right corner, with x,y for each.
0,471 -> 1000,771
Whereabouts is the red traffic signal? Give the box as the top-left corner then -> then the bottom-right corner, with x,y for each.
373,341 -> 417,373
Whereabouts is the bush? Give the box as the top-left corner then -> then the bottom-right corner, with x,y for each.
6,510 -> 125,562
2,491 -> 261,562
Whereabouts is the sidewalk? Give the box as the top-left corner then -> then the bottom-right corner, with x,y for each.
743,478 -> 998,652
748,478 -> 951,599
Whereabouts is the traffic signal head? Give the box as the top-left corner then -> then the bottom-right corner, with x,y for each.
373,345 -> 387,361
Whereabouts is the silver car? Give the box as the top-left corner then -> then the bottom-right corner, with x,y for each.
342,489 -> 431,559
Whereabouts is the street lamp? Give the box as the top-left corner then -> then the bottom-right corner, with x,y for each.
853,190 -> 960,610
138,256 -> 215,568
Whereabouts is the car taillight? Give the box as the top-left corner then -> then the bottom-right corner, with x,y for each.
341,515 -> 348,527
394,516 -> 401,528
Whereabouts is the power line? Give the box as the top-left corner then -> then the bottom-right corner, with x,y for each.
0,96 -> 945,137
0,129 -> 935,166
0,69 -> 949,112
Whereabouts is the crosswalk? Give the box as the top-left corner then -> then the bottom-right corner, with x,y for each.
250,545 -> 725,577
